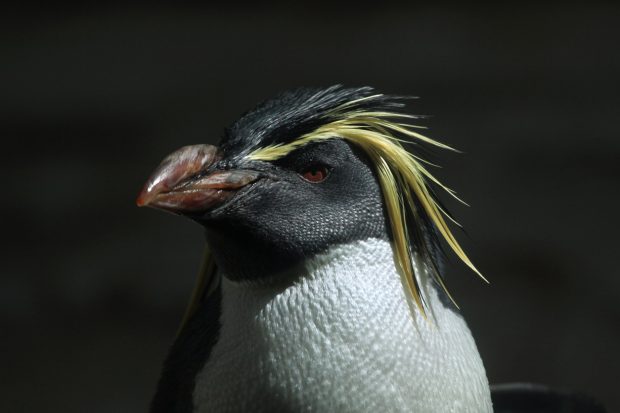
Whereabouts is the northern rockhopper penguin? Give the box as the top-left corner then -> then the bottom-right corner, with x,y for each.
137,85 -> 493,412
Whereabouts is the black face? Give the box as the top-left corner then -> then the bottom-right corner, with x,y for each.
198,139 -> 388,281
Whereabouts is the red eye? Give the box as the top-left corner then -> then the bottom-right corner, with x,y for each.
300,164 -> 329,183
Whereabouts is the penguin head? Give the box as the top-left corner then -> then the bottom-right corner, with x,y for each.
197,138 -> 388,282
137,86 -> 481,314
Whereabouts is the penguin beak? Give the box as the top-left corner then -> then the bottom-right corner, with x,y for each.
136,144 -> 260,214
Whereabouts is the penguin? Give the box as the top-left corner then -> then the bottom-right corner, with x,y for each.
137,85 -> 493,413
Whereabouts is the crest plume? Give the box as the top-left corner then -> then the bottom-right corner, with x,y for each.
179,86 -> 486,330
246,92 -> 487,316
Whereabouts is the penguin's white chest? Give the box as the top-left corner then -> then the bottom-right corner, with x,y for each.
193,238 -> 491,412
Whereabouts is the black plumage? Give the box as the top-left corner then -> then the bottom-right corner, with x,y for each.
221,85 -> 406,159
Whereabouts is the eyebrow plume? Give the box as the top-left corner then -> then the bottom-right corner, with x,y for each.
245,95 -> 487,317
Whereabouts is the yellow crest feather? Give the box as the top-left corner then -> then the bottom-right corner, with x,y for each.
177,246 -> 218,334
246,97 -> 487,316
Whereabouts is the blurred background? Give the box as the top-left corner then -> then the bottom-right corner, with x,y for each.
2,2 -> 619,412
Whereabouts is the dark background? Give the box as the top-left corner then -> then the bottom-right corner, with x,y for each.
2,3 -> 619,412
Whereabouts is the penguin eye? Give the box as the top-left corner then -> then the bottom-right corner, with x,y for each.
299,164 -> 330,183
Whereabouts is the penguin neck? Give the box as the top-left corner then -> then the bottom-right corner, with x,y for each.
193,238 -> 492,413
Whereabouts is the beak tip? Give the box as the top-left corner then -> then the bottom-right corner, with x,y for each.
136,190 -> 152,207
136,144 -> 222,212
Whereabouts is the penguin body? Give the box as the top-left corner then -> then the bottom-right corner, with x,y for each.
138,86 -> 493,412
194,239 -> 491,413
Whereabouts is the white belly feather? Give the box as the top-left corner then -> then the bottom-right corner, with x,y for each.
193,238 -> 492,412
